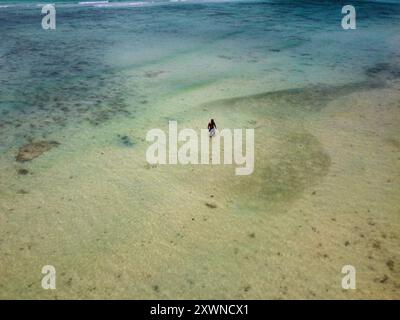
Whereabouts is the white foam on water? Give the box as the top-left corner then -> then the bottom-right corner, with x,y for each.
93,1 -> 151,7
79,1 -> 109,5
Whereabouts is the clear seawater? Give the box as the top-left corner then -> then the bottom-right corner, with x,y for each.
1,0 -> 400,299
1,0 -> 400,150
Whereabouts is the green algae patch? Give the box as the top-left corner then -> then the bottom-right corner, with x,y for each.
204,81 -> 384,120
16,141 -> 60,162
230,130 -> 331,214
260,132 -> 331,203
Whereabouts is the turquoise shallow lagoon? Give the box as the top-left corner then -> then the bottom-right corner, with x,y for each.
0,1 -> 399,299
1,0 -> 399,148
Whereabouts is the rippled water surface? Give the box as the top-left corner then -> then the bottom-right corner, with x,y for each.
0,0 -> 399,299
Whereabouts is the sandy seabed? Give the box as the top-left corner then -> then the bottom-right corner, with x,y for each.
0,74 -> 399,299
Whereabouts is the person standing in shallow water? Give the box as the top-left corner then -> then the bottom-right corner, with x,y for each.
208,119 -> 217,137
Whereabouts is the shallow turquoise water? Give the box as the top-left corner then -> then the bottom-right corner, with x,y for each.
1,0 -> 400,150
1,1 -> 400,300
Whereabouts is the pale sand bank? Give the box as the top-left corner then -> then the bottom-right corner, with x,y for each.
0,79 -> 399,299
